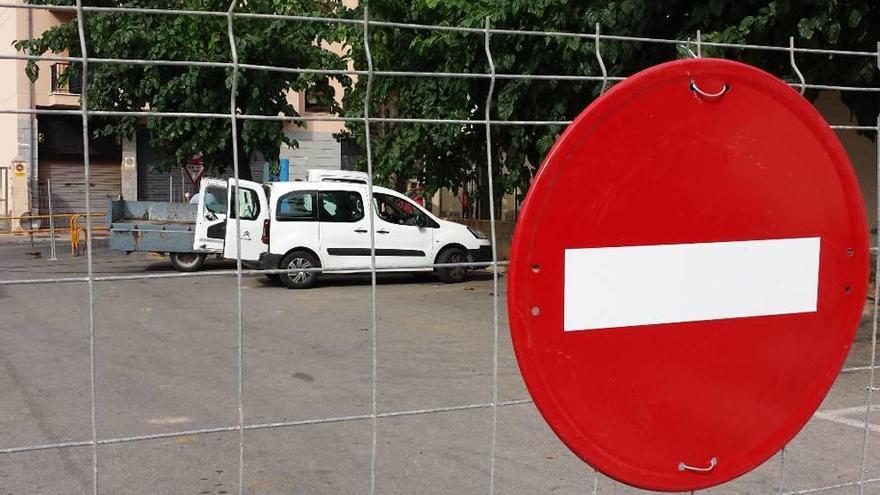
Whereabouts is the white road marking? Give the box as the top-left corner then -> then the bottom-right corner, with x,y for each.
814,405 -> 880,433
564,237 -> 821,331
146,416 -> 192,425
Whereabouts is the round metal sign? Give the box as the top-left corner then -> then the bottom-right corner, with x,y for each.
507,58 -> 868,491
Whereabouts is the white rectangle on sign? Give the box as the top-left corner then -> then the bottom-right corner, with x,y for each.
564,237 -> 820,331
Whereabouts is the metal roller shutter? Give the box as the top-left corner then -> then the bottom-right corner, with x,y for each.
140,158 -> 265,202
143,169 -> 182,202
38,161 -> 120,226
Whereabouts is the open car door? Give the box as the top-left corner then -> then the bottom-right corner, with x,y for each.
193,178 -> 228,252
223,178 -> 269,262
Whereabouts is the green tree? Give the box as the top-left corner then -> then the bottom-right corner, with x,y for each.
16,0 -> 350,180
337,1 -> 879,215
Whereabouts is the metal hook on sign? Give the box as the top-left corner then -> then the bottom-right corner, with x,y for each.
790,36 -> 805,95
690,80 -> 729,99
680,38 -> 698,59
595,23 -> 608,94
679,457 -> 717,473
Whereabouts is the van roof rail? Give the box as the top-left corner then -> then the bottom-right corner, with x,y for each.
306,169 -> 369,184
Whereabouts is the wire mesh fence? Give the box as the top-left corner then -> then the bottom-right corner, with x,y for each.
0,2 -> 878,494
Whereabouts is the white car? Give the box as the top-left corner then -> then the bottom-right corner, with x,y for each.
193,174 -> 492,288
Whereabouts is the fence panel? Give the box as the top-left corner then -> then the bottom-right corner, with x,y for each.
0,3 -> 877,494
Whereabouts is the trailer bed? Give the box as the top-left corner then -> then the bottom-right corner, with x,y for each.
108,200 -> 199,253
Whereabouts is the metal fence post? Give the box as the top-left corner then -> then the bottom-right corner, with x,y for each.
47,179 -> 57,261
483,15 -> 502,495
1,167 -> 8,232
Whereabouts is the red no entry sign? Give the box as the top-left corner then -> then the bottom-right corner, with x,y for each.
507,58 -> 868,491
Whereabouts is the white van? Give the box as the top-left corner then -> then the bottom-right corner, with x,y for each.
193,176 -> 492,288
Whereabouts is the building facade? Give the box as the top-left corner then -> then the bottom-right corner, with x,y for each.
0,2 -> 876,235
0,0 -> 349,223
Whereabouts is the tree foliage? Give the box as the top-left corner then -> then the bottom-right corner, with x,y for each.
337,1 -> 879,209
16,0 -> 350,179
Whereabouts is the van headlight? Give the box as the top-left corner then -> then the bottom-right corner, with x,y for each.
467,226 -> 487,239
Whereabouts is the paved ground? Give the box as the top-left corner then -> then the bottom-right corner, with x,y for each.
2,240 -> 880,494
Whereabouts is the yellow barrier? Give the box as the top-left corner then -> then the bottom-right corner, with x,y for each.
69,213 -> 107,255
0,212 -> 106,256
0,213 -> 78,235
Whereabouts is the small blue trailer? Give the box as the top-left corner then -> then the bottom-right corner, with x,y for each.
107,200 -> 215,271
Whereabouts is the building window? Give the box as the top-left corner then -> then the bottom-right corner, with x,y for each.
50,63 -> 82,95
304,83 -> 333,113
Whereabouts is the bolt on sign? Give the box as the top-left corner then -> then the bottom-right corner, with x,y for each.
507,59 -> 868,492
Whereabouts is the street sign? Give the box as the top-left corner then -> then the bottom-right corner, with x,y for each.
184,153 -> 205,186
507,58 -> 868,492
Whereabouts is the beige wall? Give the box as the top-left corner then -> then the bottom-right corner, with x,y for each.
30,9 -> 78,109
283,38 -> 351,137
0,2 -> 29,216
0,5 -> 20,174
0,3 -> 77,217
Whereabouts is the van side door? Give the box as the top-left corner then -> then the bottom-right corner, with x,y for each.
372,192 -> 436,268
317,188 -> 372,270
193,178 -> 228,252
223,178 -> 269,261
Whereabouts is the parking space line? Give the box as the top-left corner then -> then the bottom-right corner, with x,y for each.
814,405 -> 880,433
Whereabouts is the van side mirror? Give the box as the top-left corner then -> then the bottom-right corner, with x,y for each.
417,214 -> 427,228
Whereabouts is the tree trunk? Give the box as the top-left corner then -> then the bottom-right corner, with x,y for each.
393,173 -> 408,193
478,165 -> 490,220
231,125 -> 253,181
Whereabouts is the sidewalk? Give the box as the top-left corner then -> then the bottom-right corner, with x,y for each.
0,231 -> 109,257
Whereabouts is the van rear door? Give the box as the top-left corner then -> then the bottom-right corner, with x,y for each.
223,178 -> 269,261
193,178 -> 228,252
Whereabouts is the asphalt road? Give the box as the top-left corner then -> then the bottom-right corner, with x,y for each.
2,241 -> 880,494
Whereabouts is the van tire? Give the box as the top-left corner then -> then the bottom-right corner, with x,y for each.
436,247 -> 468,283
169,252 -> 206,272
280,251 -> 321,289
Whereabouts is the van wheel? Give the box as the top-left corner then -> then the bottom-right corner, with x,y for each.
169,252 -> 206,272
280,251 -> 321,289
436,247 -> 468,283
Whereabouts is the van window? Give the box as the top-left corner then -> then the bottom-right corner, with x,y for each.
229,187 -> 260,220
374,193 -> 423,226
204,186 -> 227,214
276,190 -> 317,221
319,190 -> 364,223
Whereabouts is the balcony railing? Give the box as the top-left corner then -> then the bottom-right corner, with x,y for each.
50,63 -> 82,95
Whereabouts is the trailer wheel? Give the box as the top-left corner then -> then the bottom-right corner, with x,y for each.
169,252 -> 206,272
